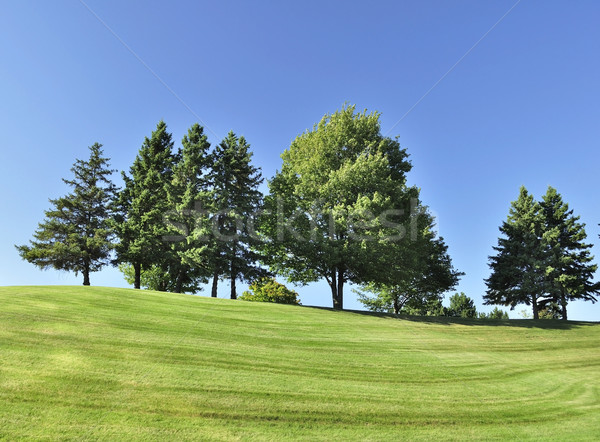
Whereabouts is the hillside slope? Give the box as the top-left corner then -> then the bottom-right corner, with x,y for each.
0,286 -> 599,440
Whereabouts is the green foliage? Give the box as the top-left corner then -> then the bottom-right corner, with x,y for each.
114,121 -> 177,290
485,186 -> 599,320
356,212 -> 462,314
402,296 -> 447,317
479,307 -> 509,319
240,278 -> 300,305
260,104 -> 446,309
162,123 -> 214,293
447,292 -> 477,318
485,186 -> 549,319
118,263 -> 201,293
202,131 -> 266,299
16,143 -> 117,285
538,187 -> 599,320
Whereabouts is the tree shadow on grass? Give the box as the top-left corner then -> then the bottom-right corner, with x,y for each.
303,305 -> 598,330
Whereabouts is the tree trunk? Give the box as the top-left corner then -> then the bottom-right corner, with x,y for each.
561,292 -> 568,320
134,262 -> 141,289
230,261 -> 237,300
211,272 -> 218,298
329,267 -> 344,310
231,276 -> 237,299
82,262 -> 90,286
175,270 -> 183,294
532,295 -> 539,320
337,268 -> 344,310
393,298 -> 400,315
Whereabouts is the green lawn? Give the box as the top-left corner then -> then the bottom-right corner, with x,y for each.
0,286 -> 598,440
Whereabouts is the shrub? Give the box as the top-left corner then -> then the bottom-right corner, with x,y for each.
240,278 -> 301,305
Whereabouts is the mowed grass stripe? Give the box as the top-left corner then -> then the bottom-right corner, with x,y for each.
0,286 -> 598,440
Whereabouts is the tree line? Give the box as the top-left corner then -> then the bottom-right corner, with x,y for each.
16,105 -> 599,319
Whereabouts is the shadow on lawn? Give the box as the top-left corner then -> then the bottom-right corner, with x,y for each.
304,305 -> 598,330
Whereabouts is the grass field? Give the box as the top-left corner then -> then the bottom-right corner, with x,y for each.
0,286 -> 599,440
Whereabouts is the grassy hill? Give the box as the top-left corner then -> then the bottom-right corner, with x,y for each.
1,286 -> 599,440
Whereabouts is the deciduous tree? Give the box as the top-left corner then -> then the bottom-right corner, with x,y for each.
260,105 -> 427,309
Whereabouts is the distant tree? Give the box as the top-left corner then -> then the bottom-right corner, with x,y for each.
478,307 -> 509,319
485,186 -> 599,320
16,143 -> 117,285
259,105 -> 431,309
240,278 -> 300,305
206,131 -> 265,299
402,296 -> 447,317
484,187 -> 552,319
114,121 -> 176,289
538,186 -> 599,320
447,292 -> 477,318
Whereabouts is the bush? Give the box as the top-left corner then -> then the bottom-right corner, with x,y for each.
240,278 -> 301,305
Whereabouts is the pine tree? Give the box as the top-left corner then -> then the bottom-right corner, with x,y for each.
164,123 -> 214,293
206,131 -> 265,299
16,143 -> 117,285
484,186 -> 552,319
539,186 -> 599,320
114,121 -> 176,289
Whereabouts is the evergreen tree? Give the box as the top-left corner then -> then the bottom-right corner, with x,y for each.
205,131 -> 265,299
539,186 -> 599,320
114,121 -> 176,289
16,143 -> 117,285
164,123 -> 214,293
484,186 -> 552,319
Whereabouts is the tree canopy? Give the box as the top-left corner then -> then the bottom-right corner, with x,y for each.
259,105 -> 457,309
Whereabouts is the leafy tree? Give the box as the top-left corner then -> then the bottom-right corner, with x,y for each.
16,143 -> 117,285
114,121 -> 177,289
206,131 -> 265,299
478,307 -> 509,319
447,292 -> 477,318
538,186 -> 599,320
260,105 -> 428,309
357,211 -> 461,314
240,278 -> 300,305
484,187 -> 551,319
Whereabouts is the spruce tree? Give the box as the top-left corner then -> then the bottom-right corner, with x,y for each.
207,131 -> 265,299
114,121 -> 176,289
16,143 -> 117,285
484,186 -> 552,319
165,123 -> 214,293
539,186 -> 599,319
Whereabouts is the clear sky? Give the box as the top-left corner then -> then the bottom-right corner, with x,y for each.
2,1 -> 599,320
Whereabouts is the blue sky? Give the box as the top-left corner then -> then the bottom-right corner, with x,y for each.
2,1 -> 599,320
